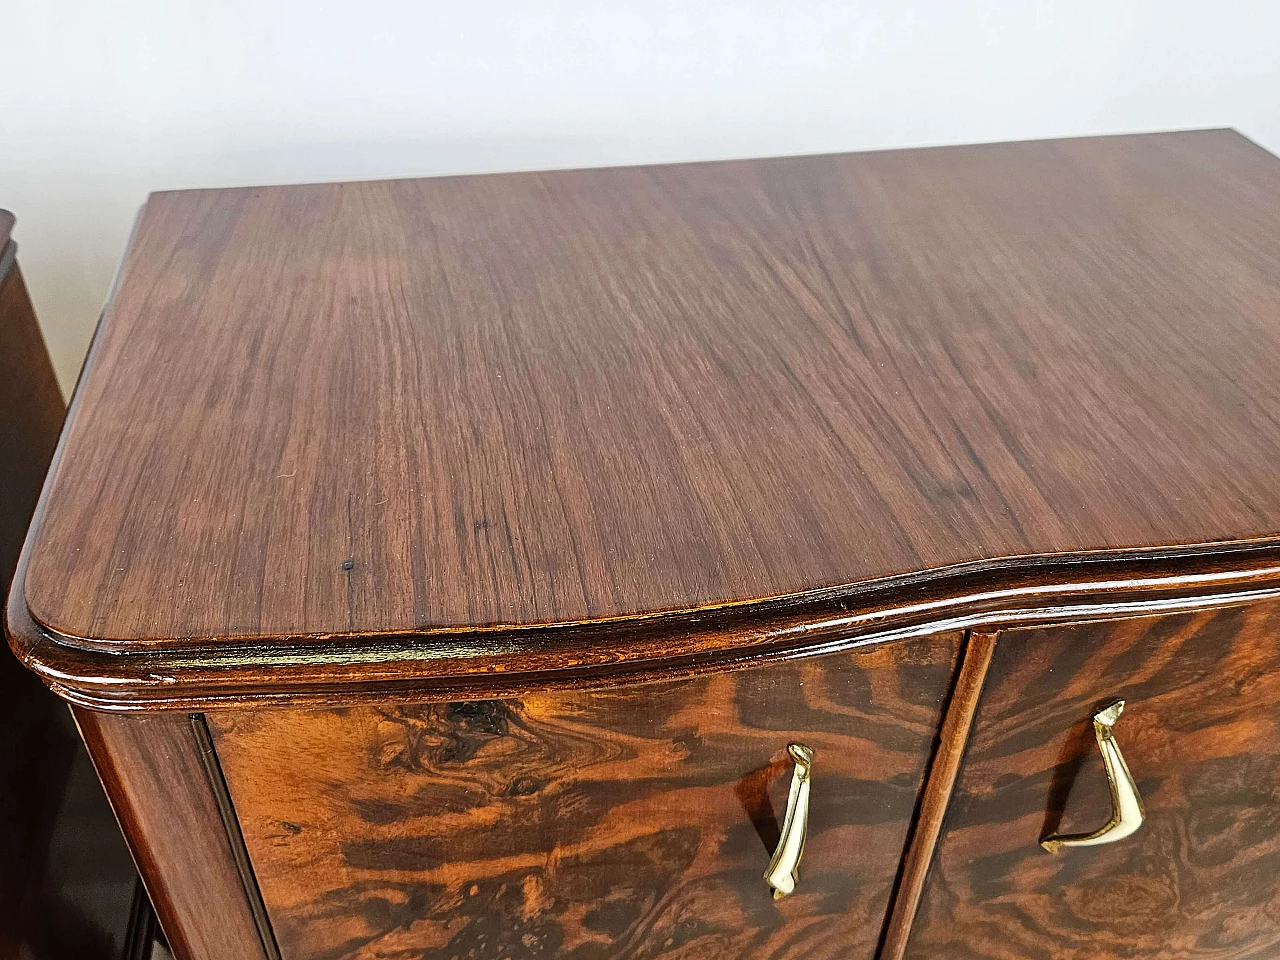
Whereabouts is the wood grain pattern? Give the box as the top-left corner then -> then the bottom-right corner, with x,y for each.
22,129 -> 1280,654
207,633 -> 962,960
74,709 -> 272,960
12,544 -> 1280,711
901,600 -> 1280,959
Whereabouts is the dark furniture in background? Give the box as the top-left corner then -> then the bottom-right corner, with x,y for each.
0,212 -> 158,960
9,130 -> 1280,960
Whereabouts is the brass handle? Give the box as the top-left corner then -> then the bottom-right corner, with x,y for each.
764,743 -> 814,899
1041,700 -> 1145,853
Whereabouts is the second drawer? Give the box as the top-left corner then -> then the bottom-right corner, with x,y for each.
902,602 -> 1280,960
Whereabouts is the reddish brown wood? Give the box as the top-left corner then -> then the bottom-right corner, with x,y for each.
11,545 -> 1280,711
19,129 -> 1280,661
879,629 -> 996,960
74,709 -> 272,960
207,634 -> 962,960
5,136 -> 1280,960
901,601 -> 1280,959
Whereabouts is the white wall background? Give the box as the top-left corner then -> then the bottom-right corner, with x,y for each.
4,0 -> 1279,394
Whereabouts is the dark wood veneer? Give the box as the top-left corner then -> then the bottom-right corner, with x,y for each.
207,634 -> 962,960
901,601 -> 1280,959
11,131 -> 1280,712
11,546 -> 1280,711
8,135 -> 1280,960
21,129 -> 1280,658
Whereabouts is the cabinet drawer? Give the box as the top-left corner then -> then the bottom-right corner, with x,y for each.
208,632 -> 961,960
903,602 -> 1280,960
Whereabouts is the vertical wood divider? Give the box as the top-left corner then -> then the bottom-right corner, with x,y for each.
190,714 -> 282,960
878,630 -> 998,960
73,708 -> 275,960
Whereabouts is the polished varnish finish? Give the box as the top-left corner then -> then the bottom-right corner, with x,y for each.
15,545 -> 1280,713
74,711 -> 270,960
900,601 -> 1280,960
208,634 -> 961,960
879,630 -> 995,960
21,129 -> 1280,659
8,135 -> 1280,960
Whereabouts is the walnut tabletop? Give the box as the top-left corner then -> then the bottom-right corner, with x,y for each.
11,129 -> 1280,708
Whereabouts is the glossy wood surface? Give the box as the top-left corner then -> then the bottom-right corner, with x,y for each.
74,710 -> 272,960
23,129 -> 1280,655
902,601 -> 1280,959
208,633 -> 962,960
12,544 -> 1280,712
879,630 -> 995,960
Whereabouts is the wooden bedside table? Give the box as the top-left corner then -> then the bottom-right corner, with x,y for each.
9,130 -> 1280,960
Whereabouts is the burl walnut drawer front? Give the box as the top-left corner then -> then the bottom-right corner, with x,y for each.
207,633 -> 962,960
903,602 -> 1280,960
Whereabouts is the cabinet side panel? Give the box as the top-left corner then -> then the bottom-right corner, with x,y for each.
74,709 -> 269,960
209,633 -> 964,960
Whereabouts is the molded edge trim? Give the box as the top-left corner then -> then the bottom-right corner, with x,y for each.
8,205 -> 1280,711
9,537 -> 1280,711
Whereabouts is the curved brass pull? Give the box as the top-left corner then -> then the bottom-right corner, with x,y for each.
1041,700 -> 1145,853
764,743 -> 814,899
